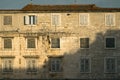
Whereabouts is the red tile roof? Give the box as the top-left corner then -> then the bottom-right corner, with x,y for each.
21,4 -> 120,12
0,4 -> 120,12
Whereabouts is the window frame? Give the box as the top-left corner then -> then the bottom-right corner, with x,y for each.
79,13 -> 89,26
49,58 -> 62,73
26,38 -> 37,49
105,37 -> 116,49
25,58 -> 38,73
104,57 -> 117,73
105,13 -> 115,26
24,15 -> 37,26
3,16 -> 12,25
79,57 -> 91,73
2,58 -> 14,73
51,13 -> 61,26
80,37 -> 90,49
3,37 -> 13,50
51,38 -> 60,49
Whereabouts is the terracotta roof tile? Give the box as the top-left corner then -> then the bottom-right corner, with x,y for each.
21,4 -> 120,12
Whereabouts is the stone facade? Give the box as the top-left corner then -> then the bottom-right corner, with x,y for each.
0,4 -> 120,79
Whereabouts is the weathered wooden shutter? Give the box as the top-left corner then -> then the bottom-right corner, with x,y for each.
24,16 -> 29,25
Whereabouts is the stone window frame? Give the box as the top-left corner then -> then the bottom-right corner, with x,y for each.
105,36 -> 116,49
24,14 -> 37,26
49,57 -> 63,73
2,37 -> 14,50
104,57 -> 117,73
50,37 -> 60,49
79,13 -> 89,26
105,13 -> 115,26
80,37 -> 90,49
26,37 -> 37,49
2,58 -> 14,73
51,13 -> 61,27
25,58 -> 38,73
79,57 -> 91,73
3,15 -> 12,25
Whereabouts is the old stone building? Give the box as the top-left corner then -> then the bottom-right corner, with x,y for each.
0,4 -> 120,79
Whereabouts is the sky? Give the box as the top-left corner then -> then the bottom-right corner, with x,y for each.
0,0 -> 120,9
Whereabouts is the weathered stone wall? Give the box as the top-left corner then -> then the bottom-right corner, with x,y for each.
0,12 -> 119,79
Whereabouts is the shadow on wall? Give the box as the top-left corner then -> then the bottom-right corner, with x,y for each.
0,29 -> 120,80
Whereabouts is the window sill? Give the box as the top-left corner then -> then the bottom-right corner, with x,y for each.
26,72 -> 38,74
51,26 -> 64,29
50,48 -> 61,51
24,25 -> 37,26
3,25 -> 12,26
80,48 -> 90,49
51,25 -> 61,27
26,71 -> 37,73
105,25 -> 116,27
104,48 -> 116,50
79,72 -> 91,73
26,48 -> 36,49
26,48 -> 37,50
50,47 -> 60,49
79,25 -> 89,26
49,71 -> 62,74
2,71 -> 13,74
104,72 -> 117,74
2,48 -> 13,51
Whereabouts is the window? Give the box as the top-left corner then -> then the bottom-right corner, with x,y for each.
80,38 -> 89,48
105,14 -> 115,26
4,38 -> 12,49
24,15 -> 37,25
51,38 -> 60,48
80,58 -> 90,73
4,16 -> 12,25
79,14 -> 89,26
104,58 -> 116,73
49,58 -> 62,72
105,37 -> 115,48
27,38 -> 36,48
2,59 -> 13,72
52,14 -> 61,26
26,59 -> 37,72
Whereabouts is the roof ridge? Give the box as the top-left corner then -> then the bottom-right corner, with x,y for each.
27,3 -> 96,6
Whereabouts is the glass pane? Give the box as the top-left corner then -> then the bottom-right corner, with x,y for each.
4,38 -> 12,49
106,58 -> 115,72
26,59 -> 37,72
50,58 -> 62,72
27,38 -> 35,48
106,38 -> 115,48
80,38 -> 89,48
51,38 -> 60,48
80,59 -> 90,72
3,59 -> 13,72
